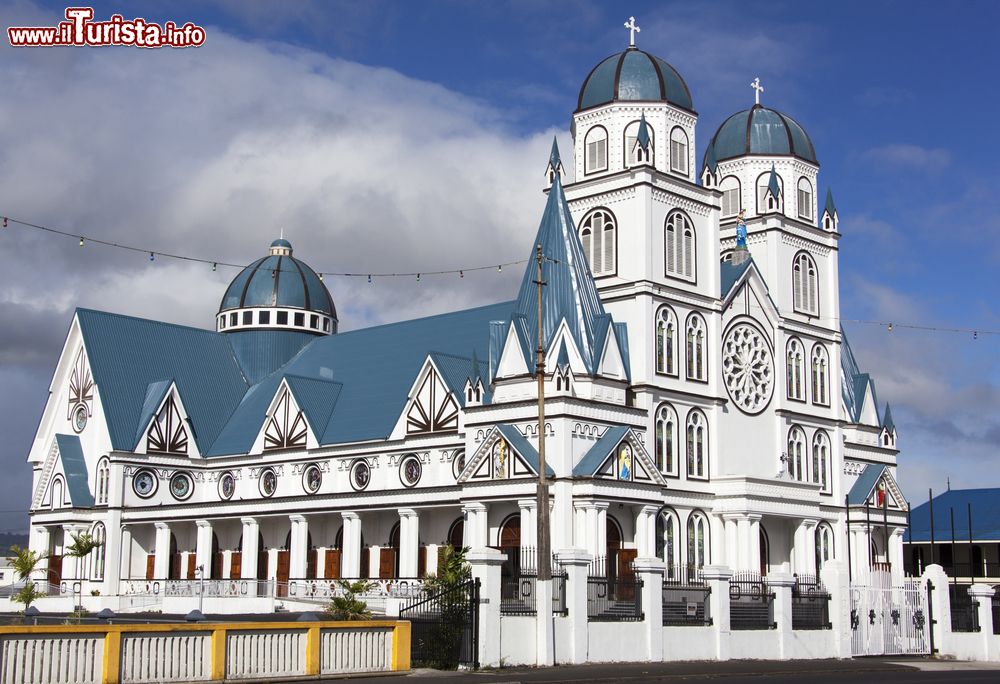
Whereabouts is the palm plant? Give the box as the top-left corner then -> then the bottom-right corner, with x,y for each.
8,545 -> 45,611
327,580 -> 374,620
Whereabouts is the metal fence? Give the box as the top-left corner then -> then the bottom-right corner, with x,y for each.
587,576 -> 643,622
399,578 -> 479,669
791,575 -> 831,630
662,566 -> 710,626
949,584 -> 980,633
500,572 -> 568,616
729,571 -> 774,630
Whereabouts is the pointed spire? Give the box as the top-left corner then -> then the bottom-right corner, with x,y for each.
556,339 -> 570,369
545,136 -> 564,184
469,348 -> 482,385
636,113 -> 651,150
514,169 -> 607,375
703,142 -> 718,177
767,163 -> 781,201
824,188 -> 837,217
882,403 -> 895,433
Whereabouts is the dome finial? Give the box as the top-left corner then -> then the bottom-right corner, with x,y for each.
751,76 -> 764,106
624,16 -> 640,48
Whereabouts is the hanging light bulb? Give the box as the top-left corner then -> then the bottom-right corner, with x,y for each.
319,273 -> 324,281
974,331 -> 978,340
149,251 -> 155,262
367,274 -> 372,284
460,270 -> 464,279
497,264 -> 502,272
2,217 -> 7,228
212,262 -> 217,272
887,323 -> 893,332
79,237 -> 85,247
417,273 -> 421,282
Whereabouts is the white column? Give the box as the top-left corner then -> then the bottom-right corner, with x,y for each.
517,499 -> 537,550
368,544 -> 382,578
890,528 -> 905,581
240,517 -> 259,580
340,512 -> 361,578
399,509 -> 419,577
195,520 -> 213,579
552,480 -> 575,551
736,516 -> 751,571
723,515 -> 738,568
425,543 -> 439,577
103,510 -> 123,591
153,522 -> 171,580
288,515 -> 308,579
462,503 -> 487,550
584,504 -> 599,556
573,502 -> 587,549
222,550 -> 233,579
118,526 -> 133,582
803,520 -> 818,576
59,525 -> 79,582
747,515 -> 761,573
595,503 -> 609,556
30,526 -> 51,584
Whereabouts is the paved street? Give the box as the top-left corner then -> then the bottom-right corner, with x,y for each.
321,659 -> 1000,683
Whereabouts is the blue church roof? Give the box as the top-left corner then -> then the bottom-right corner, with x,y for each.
841,327 -> 881,424
577,48 -> 693,112
847,463 -> 887,505
704,104 -> 817,166
220,241 -> 336,320
55,434 -> 95,508
909,488 -> 1000,542
573,425 -> 630,477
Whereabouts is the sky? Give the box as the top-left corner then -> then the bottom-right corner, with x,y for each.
0,0 -> 997,532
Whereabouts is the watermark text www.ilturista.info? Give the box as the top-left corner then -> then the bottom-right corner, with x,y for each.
8,7 -> 206,48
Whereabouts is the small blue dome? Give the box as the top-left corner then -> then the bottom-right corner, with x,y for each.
577,48 -> 693,112
705,104 -> 817,166
219,241 -> 336,319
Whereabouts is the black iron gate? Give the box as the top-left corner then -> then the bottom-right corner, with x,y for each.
399,578 -> 480,669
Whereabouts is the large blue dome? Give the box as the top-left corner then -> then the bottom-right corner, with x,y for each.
577,47 -> 693,113
219,240 -> 336,319
705,104 -> 817,165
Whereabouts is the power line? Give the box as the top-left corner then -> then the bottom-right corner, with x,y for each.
0,214 -> 527,279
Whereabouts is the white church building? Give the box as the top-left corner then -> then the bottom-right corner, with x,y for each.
21,22 -> 915,661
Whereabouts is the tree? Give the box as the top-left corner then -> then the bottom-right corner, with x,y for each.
8,545 -> 45,611
64,532 -> 102,562
414,546 -> 473,669
327,580 -> 374,621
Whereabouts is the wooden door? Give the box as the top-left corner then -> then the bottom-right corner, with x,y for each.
230,552 -> 242,579
306,549 -> 318,579
187,554 -> 197,579
46,554 -> 62,587
360,547 -> 370,579
257,551 -> 268,580
324,550 -> 341,579
170,553 -> 182,580
417,546 -> 427,578
145,554 -> 155,581
212,552 -> 224,580
618,548 -> 638,600
276,550 -> 290,596
379,548 -> 396,579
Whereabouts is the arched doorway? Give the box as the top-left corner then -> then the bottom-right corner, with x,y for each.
379,523 -> 400,579
759,526 -> 770,576
168,533 -> 181,580
499,514 -> 521,576
211,533 -> 223,579
607,515 -> 635,581
448,517 -> 465,550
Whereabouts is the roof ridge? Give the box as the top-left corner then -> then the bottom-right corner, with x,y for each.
335,300 -> 514,337
76,307 -> 219,336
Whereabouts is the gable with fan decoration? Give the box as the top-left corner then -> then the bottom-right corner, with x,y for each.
133,380 -> 200,457
458,424 -> 554,483
264,384 -> 309,451
573,425 -> 666,486
405,362 -> 460,435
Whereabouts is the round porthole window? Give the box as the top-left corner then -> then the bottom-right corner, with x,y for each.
303,464 -> 322,494
219,471 -> 235,500
133,469 -> 157,498
72,405 -> 88,433
259,468 -> 277,498
451,450 -> 466,481
169,472 -> 193,501
351,460 -> 370,491
399,455 -> 422,488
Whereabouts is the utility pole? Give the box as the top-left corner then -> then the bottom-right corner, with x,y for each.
535,243 -> 551,582
533,243 -> 554,667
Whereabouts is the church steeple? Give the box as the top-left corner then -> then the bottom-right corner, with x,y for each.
822,188 -> 839,232
546,136 -> 564,186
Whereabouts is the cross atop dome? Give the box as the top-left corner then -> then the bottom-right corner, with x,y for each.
624,16 -> 640,48
751,77 -> 764,105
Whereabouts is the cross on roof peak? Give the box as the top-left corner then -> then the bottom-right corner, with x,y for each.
751,77 -> 764,106
624,16 -> 640,48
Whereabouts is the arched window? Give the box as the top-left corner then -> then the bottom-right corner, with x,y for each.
670,127 -> 688,175
787,426 -> 806,482
624,119 -> 654,166
655,306 -> 677,375
810,344 -> 829,405
51,477 -> 64,509
584,126 -> 608,174
756,172 -> 784,214
656,509 -> 679,575
655,403 -> 678,476
91,522 -> 106,580
686,409 -> 708,479
792,251 -> 818,315
686,510 -> 709,569
579,208 -> 616,276
786,338 -> 805,401
719,176 -> 741,218
815,523 -> 834,571
664,211 -> 696,281
685,314 -> 706,381
96,458 -> 110,505
797,177 -> 813,221
812,430 -> 831,492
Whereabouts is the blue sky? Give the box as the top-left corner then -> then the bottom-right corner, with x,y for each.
0,1 -> 997,531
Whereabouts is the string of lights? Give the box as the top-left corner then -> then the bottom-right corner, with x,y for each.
0,214 -> 528,280
2,213 -> 997,338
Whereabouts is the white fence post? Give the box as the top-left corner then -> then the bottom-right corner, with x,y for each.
632,557 -> 665,662
968,584 -> 995,661
701,565 -> 732,661
922,564 -> 950,656
467,548 -> 505,668
768,572 -> 795,659
554,549 -> 591,664
819,560 -> 852,658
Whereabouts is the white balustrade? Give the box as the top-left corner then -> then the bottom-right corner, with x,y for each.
321,627 -> 393,674
226,630 -> 306,680
119,632 -> 211,683
0,635 -> 103,684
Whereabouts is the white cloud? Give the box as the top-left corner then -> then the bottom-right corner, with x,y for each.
862,143 -> 951,169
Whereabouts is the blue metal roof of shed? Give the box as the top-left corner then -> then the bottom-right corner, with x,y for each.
908,488 -> 1000,542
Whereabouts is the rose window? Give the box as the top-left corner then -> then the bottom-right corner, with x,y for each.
722,323 -> 774,414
